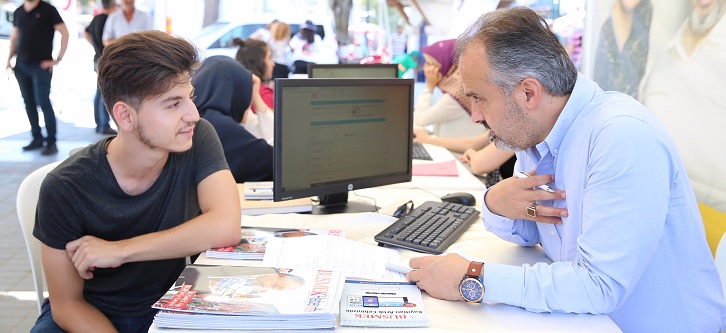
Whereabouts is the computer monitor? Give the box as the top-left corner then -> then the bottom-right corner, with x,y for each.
307,63 -> 398,78
273,78 -> 415,214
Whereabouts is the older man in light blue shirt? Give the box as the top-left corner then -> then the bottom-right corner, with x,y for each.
407,7 -> 726,333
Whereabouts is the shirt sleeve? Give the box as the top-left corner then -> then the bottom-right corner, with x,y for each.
413,91 -> 467,128
102,14 -> 115,40
483,115 -> 676,314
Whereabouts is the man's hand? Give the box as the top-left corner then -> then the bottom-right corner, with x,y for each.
485,169 -> 567,224
66,236 -> 125,279
39,59 -> 58,71
407,253 -> 470,301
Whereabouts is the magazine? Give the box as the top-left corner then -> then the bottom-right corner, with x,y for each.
152,264 -> 345,330
340,279 -> 429,327
206,227 -> 345,260
242,181 -> 273,200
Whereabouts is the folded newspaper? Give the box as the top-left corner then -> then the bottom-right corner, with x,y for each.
152,265 -> 345,330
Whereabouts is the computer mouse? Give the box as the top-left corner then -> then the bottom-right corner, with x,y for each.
441,192 -> 476,206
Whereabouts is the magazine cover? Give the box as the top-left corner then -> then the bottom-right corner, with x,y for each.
206,227 -> 345,260
152,265 -> 345,329
340,279 -> 429,327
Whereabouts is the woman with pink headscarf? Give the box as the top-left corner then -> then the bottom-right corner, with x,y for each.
414,39 -> 487,139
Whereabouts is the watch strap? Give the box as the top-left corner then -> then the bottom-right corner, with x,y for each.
465,261 -> 484,279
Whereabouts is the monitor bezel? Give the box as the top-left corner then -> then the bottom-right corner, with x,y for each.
273,78 -> 415,205
307,63 -> 399,78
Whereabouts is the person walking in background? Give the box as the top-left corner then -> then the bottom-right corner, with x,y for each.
84,0 -> 118,135
289,20 -> 321,74
102,0 -> 152,46
232,38 -> 276,109
6,0 -> 68,155
593,0 -> 652,99
390,24 -> 408,58
269,21 -> 291,79
415,39 -> 487,138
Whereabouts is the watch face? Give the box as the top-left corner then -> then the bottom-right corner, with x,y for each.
459,278 -> 484,302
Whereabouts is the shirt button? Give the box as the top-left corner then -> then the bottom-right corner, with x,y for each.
550,230 -> 556,236
553,148 -> 558,154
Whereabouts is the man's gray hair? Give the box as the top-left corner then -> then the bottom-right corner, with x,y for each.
454,7 -> 577,97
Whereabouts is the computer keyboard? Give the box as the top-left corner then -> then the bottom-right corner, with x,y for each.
375,201 -> 480,254
412,142 -> 433,160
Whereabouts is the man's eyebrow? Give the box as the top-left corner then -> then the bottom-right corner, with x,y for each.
160,95 -> 184,104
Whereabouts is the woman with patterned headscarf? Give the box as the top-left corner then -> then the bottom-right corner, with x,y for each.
415,39 -> 488,139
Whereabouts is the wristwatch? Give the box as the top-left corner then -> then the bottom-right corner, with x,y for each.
458,261 -> 485,303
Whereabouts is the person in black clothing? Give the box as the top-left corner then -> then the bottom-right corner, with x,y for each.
193,56 -> 274,183
84,0 -> 118,135
6,0 -> 69,155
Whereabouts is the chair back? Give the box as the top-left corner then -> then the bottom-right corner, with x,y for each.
16,161 -> 62,314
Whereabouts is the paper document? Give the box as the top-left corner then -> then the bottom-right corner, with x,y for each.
263,235 -> 407,281
412,159 -> 459,177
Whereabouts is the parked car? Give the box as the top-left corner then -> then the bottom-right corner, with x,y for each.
1,4 -> 15,37
192,13 -> 339,65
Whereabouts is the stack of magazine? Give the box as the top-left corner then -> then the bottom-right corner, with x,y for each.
206,227 -> 345,260
152,265 -> 345,330
340,279 -> 429,327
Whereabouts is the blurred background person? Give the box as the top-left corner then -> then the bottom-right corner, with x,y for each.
102,0 -> 152,46
414,39 -> 487,138
6,0 -> 68,155
233,38 -> 276,109
250,19 -> 279,45
390,24 -> 408,58
289,20 -> 321,74
594,0 -> 653,98
392,50 -> 420,78
193,56 -> 273,183
84,0 -> 118,135
269,21 -> 291,79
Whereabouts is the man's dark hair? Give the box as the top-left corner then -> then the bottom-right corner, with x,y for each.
101,0 -> 114,10
97,30 -> 200,117
233,38 -> 269,81
454,7 -> 577,97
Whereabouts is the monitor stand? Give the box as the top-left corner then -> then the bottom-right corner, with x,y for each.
312,192 -> 378,215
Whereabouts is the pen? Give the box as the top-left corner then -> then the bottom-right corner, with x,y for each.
514,171 -> 555,193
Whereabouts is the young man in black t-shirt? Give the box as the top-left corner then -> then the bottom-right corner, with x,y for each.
6,0 -> 68,155
30,30 -> 242,333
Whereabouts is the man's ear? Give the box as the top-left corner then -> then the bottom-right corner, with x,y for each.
112,102 -> 134,132
518,77 -> 543,110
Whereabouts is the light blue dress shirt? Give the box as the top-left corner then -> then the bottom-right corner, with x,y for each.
480,73 -> 726,332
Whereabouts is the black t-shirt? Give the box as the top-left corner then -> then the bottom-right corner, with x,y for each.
13,1 -> 64,64
33,119 -> 229,317
85,13 -> 109,62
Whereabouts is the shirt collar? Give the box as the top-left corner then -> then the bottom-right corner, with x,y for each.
526,73 -> 600,165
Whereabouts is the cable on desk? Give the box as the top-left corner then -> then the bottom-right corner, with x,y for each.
351,190 -> 379,213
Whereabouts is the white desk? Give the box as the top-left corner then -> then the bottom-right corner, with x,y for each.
381,143 -> 486,192
150,188 -> 621,333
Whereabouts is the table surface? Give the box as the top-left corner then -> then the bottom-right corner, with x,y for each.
149,145 -> 620,332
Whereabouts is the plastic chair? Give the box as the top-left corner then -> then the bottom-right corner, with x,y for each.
16,161 -> 62,314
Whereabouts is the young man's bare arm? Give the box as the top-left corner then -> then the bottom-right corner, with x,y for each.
41,245 -> 119,332
66,169 -> 242,279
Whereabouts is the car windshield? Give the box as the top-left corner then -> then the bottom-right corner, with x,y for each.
193,22 -> 229,40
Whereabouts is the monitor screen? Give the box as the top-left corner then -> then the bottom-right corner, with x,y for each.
307,63 -> 398,78
273,78 -> 415,214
